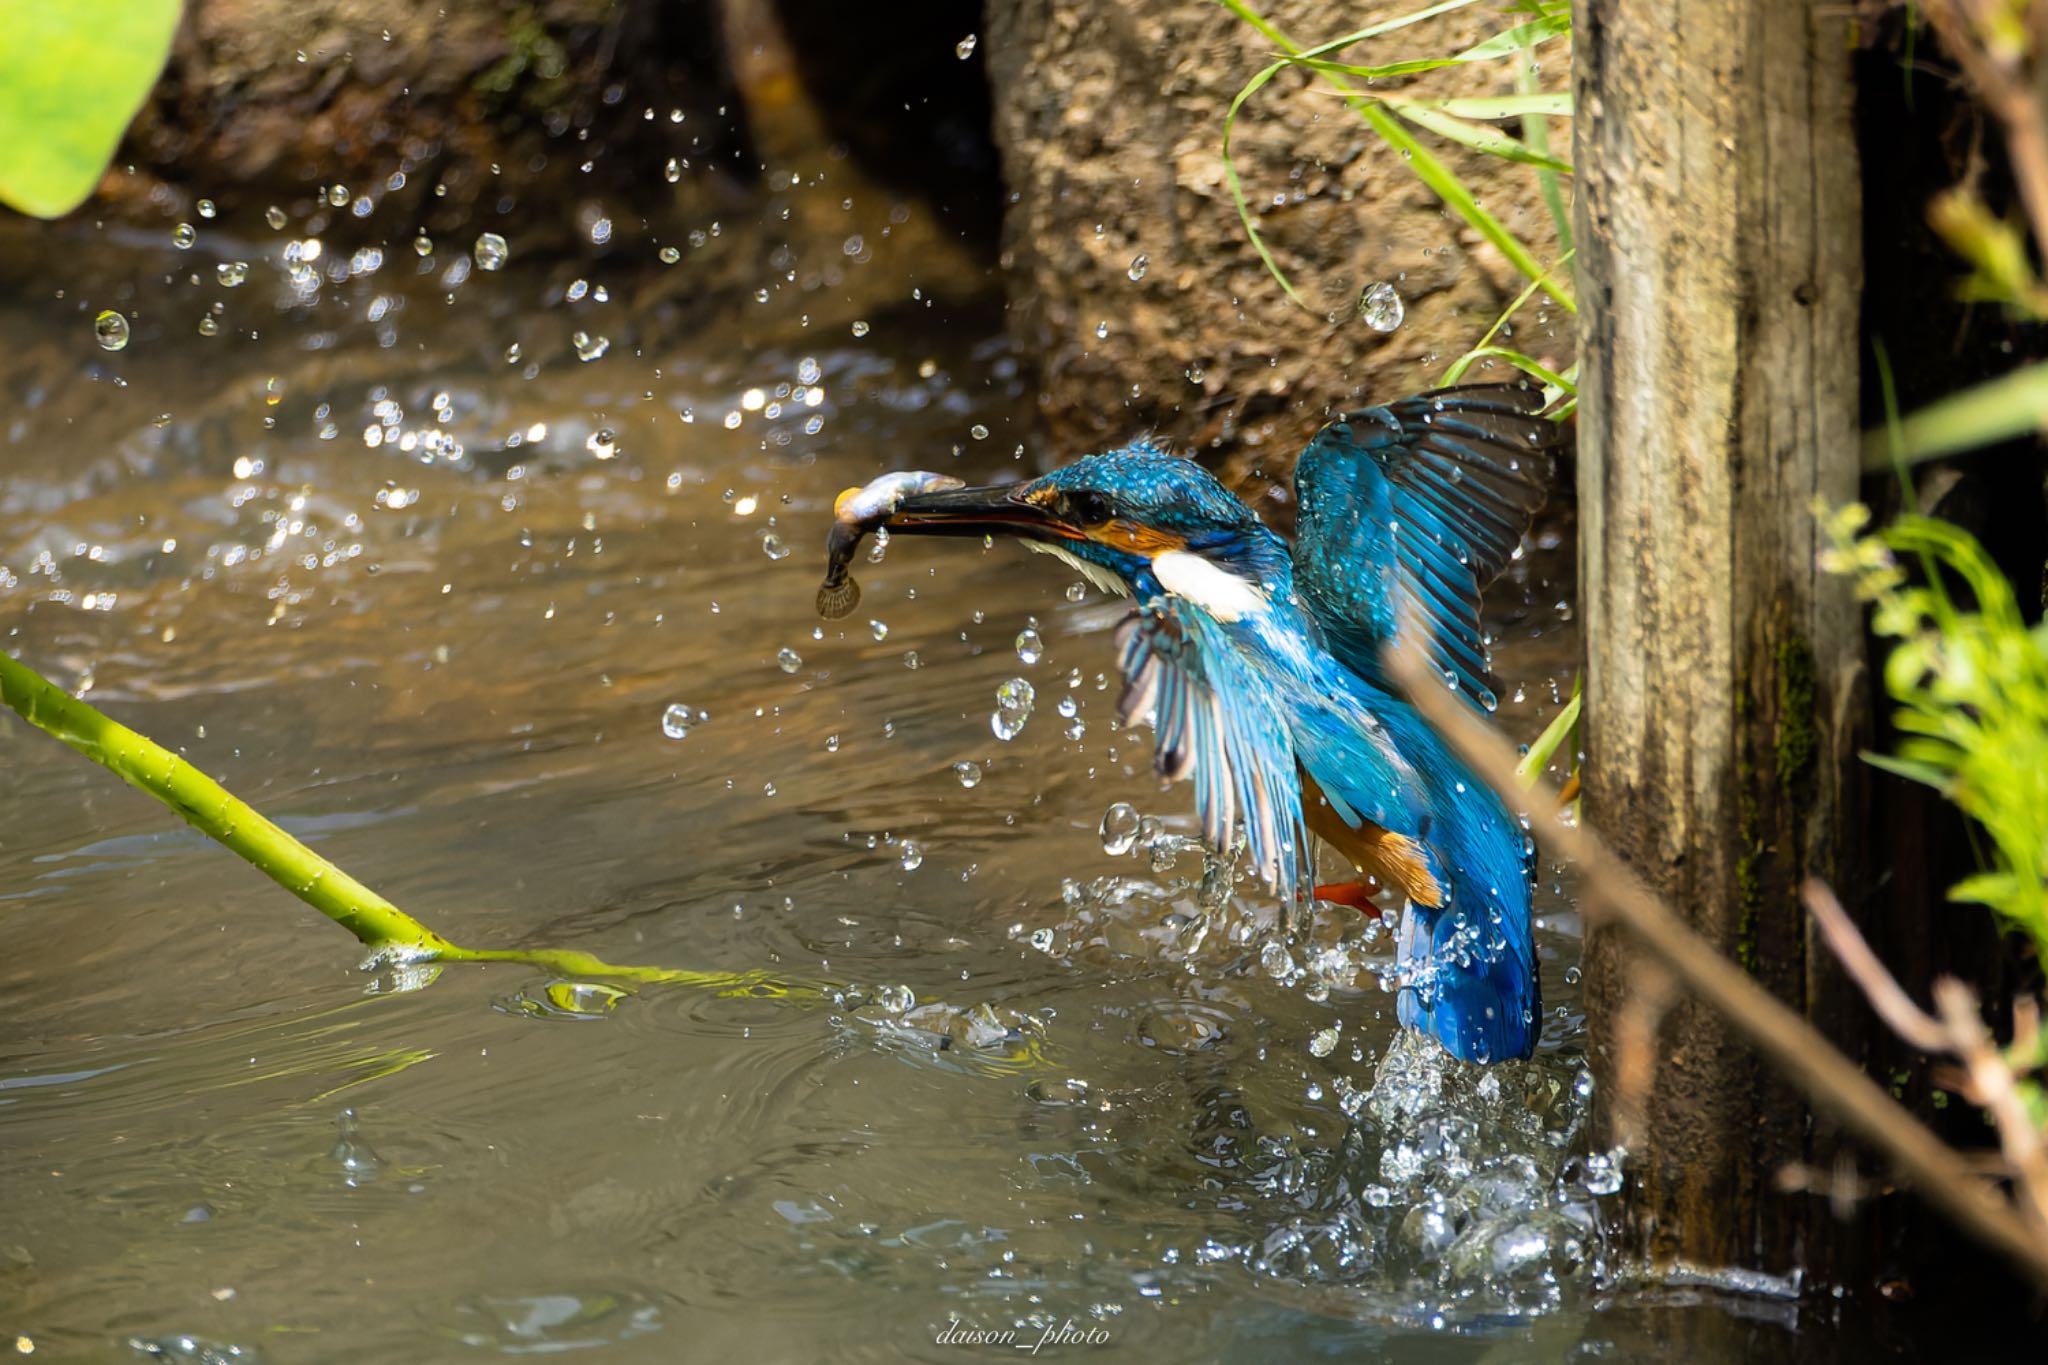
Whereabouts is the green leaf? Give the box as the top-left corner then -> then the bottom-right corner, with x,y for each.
0,0 -> 182,218
1947,871 -> 2022,909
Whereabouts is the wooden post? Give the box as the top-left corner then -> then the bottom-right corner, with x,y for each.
1573,0 -> 1865,1274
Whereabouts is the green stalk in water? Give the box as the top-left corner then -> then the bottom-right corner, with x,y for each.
0,649 -> 791,996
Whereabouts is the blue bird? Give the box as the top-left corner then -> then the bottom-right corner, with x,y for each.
864,382 -> 1559,1062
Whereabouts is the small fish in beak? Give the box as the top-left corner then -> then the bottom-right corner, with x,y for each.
815,470 -> 965,618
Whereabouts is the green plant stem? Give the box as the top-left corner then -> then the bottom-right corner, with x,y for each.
0,649 -> 795,994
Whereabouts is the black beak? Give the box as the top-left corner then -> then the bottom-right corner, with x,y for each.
885,483 -> 1080,541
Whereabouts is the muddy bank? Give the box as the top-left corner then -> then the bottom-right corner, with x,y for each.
985,0 -> 1570,480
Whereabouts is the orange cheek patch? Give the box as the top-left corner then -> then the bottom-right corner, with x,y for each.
1096,519 -> 1185,556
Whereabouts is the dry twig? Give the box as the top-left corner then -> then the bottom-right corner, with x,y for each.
1387,648 -> 2048,1294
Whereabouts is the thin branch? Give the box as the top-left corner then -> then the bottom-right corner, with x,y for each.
1385,647 -> 2048,1294
1920,0 -> 2048,252
1932,978 -> 2048,1238
1802,880 -> 1951,1053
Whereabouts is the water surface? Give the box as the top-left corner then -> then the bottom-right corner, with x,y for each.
0,190 -> 1739,1363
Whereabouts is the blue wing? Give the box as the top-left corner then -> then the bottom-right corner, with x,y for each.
1116,601 -> 1310,898
1291,382 -> 1557,711
1113,593 -> 1430,905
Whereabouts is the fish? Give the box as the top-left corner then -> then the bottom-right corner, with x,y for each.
816,470 -> 964,618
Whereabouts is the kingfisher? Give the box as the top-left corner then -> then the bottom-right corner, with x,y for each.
841,382 -> 1559,1063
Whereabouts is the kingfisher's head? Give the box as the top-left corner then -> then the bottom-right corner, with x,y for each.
882,449 -> 1282,608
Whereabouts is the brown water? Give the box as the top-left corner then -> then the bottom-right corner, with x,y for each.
0,192 -> 1804,1362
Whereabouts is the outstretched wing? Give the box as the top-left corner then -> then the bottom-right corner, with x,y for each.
1290,382 -> 1558,711
1113,595 -> 1429,903
1115,601 -> 1309,900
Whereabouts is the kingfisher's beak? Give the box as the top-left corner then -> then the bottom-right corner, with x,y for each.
884,484 -> 1082,541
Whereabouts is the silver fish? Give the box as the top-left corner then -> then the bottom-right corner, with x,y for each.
816,471 -> 964,619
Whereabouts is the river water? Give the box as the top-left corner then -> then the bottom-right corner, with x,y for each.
0,185 -> 1811,1361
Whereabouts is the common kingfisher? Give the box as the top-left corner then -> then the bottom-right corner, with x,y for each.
850,382 -> 1559,1063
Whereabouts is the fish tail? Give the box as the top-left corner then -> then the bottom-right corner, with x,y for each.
815,574 -> 861,619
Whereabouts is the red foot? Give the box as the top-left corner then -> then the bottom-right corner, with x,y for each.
1314,878 -> 1385,916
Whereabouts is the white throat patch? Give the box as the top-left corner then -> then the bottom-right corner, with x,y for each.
1152,550 -> 1268,622
1025,540 -> 1129,597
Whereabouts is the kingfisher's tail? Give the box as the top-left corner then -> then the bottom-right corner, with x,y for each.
1394,877 -> 1539,1063
1385,739 -> 1540,1063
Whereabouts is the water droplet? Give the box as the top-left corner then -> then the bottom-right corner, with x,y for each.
327,184 -> 350,207
868,619 -> 889,641
664,156 -> 681,183
196,198 -> 216,219
955,33 -> 978,58
473,232 -> 509,270
992,677 -> 1035,740
1099,802 -> 1141,855
572,331 -> 610,362
851,320 -> 870,337
899,841 -> 924,872
585,428 -> 618,459
197,316 -> 219,337
762,533 -> 791,560
172,223 -> 196,249
1065,582 -> 1087,602
1094,320 -> 1110,340
330,1107 -> 383,1185
659,245 -> 681,264
215,260 -> 248,288
1015,628 -> 1043,664
970,423 -> 989,440
264,205 -> 287,230
1127,253 -> 1149,281
953,760 -> 983,788
1309,1022 -> 1342,1057
777,647 -> 803,673
1358,281 -> 1405,332
660,703 -> 699,738
93,310 -> 129,351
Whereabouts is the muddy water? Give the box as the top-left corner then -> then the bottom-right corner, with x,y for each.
0,195 -> 1788,1363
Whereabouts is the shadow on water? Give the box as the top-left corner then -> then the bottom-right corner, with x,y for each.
0,176 -> 1844,1362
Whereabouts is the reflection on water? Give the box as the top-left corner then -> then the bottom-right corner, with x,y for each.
0,185 -> 1757,1364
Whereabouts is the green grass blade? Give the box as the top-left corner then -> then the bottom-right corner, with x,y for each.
1221,57 -> 1309,307
1517,681 -> 1582,787
1518,44 -> 1574,251
1350,98 -> 1576,312
1448,344 -> 1574,392
1859,358 -> 2048,471
1215,0 -> 1575,314
1385,100 -> 1574,172
1441,250 -> 1572,384
1456,13 -> 1572,60
1416,92 -> 1574,119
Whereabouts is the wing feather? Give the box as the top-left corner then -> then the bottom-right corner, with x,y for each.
1290,381 -> 1561,710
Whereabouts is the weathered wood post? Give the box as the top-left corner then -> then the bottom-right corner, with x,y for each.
1574,0 -> 1866,1275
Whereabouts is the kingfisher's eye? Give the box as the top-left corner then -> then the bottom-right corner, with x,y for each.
1063,489 -> 1114,525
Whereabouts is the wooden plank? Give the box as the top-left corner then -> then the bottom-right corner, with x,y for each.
1573,0 -> 1865,1272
